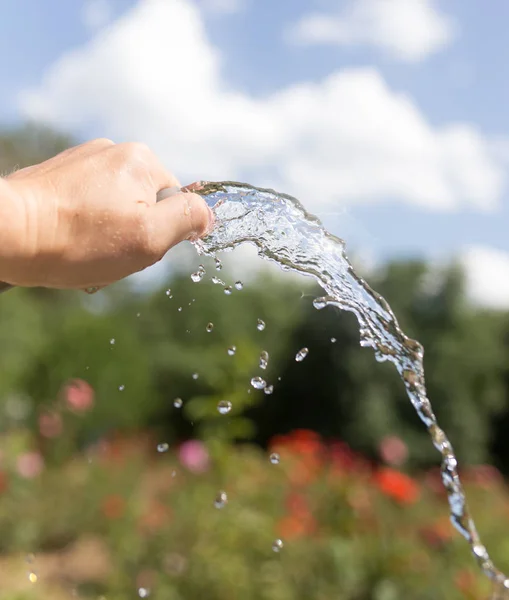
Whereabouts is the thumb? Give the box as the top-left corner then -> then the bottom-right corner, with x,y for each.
146,191 -> 214,253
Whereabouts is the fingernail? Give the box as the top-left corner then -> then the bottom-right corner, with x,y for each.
156,186 -> 181,202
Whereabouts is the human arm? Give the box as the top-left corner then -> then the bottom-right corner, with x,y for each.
0,138 -> 212,290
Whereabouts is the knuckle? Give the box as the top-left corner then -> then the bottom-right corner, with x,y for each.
119,141 -> 152,162
89,137 -> 115,148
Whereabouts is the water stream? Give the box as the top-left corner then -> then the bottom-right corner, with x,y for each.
184,180 -> 509,593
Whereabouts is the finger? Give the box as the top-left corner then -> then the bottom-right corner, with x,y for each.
146,191 -> 213,254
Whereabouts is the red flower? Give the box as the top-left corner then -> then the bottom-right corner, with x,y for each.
101,495 -> 125,519
63,379 -> 95,412
38,412 -> 63,438
375,468 -> 420,505
138,500 -> 172,534
378,436 -> 408,467
285,492 -> 310,519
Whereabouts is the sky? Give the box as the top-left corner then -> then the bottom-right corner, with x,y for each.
1,0 -> 509,308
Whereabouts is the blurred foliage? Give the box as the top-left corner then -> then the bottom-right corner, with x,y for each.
0,430 -> 507,600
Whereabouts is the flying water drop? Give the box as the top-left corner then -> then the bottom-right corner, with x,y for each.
214,491 -> 228,509
118,384 -> 125,392
251,376 -> 266,390
206,322 -> 214,333
215,258 -> 223,271
224,286 -> 233,295
227,346 -> 236,356
270,452 -> 280,465
264,385 -> 274,395
165,289 -> 172,298
173,398 -> 183,408
259,351 -> 269,370
192,373 -> 199,380
257,319 -> 266,331
235,281 -> 243,290
157,443 -> 169,453
109,338 -> 115,345
217,400 -> 232,415
295,347 -> 309,362
212,276 -> 225,285
138,588 -> 150,598
313,297 -> 328,310
272,539 -> 284,553
191,265 -> 206,283
331,337 -> 337,343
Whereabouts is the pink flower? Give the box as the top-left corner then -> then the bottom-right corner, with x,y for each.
379,436 -> 408,467
178,440 -> 209,474
17,452 -> 44,479
38,412 -> 63,438
63,379 -> 95,412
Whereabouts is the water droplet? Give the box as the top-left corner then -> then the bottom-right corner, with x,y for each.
235,281 -> 243,290
217,400 -> 232,415
270,452 -> 280,464
206,322 -> 214,333
171,469 -> 177,478
264,385 -> 274,395
259,351 -> 269,370
214,490 -> 228,509
295,347 -> 309,362
227,346 -> 236,356
192,372 -> 199,380
313,297 -> 328,310
157,443 -> 169,453
224,286 -> 233,295
28,571 -> 38,583
178,307 -> 183,312
165,289 -> 172,297
138,588 -> 150,598
118,384 -> 125,391
136,313 -> 141,318
272,539 -> 284,553
331,337 -> 336,343
215,258 -> 223,271
251,376 -> 266,390
110,338 -> 115,345
173,398 -> 183,408
212,276 -> 225,285
191,265 -> 206,282
257,319 -> 266,331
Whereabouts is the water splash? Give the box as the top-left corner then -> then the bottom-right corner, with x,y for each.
217,400 -> 232,415
187,180 -> 509,590
295,347 -> 309,362
259,351 -> 269,370
251,376 -> 267,390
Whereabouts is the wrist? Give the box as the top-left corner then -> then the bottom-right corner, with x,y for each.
0,177 -> 31,285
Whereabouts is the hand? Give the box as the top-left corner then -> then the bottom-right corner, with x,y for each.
0,139 -> 212,290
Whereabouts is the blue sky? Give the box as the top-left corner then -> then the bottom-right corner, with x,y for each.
1,0 -> 509,306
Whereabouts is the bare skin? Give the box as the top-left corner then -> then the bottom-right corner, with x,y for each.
0,138 -> 212,290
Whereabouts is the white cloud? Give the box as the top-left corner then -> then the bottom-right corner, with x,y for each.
460,246 -> 509,310
285,0 -> 456,63
81,0 -> 112,31
19,0 -> 505,215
